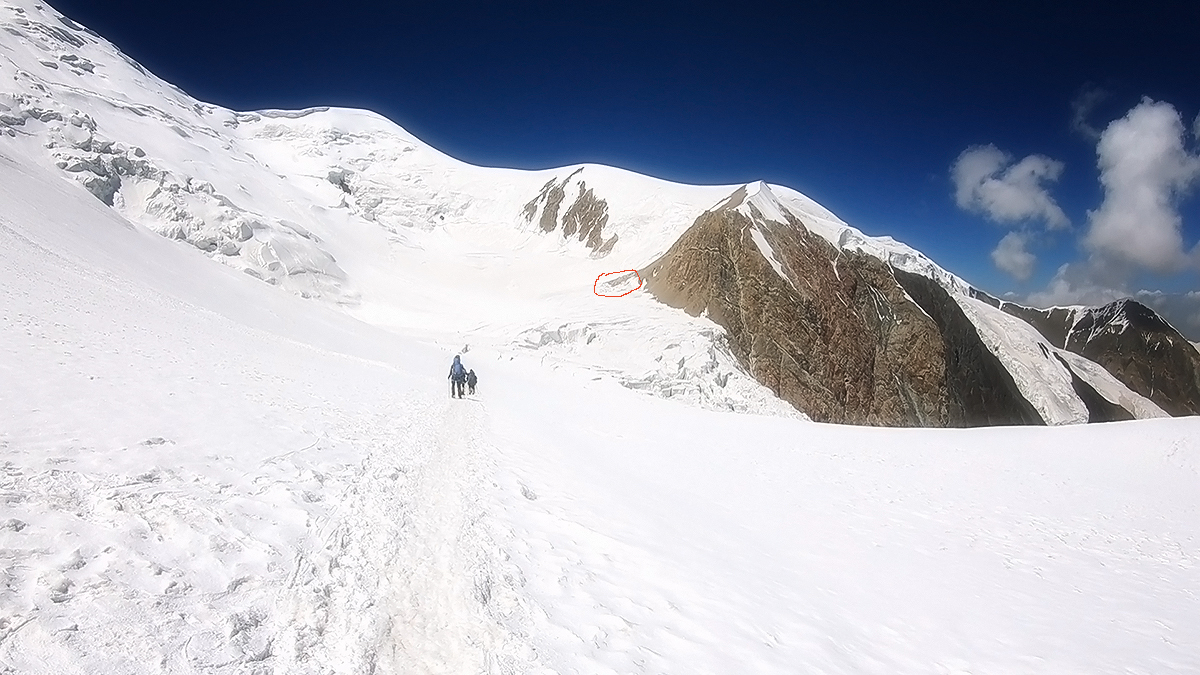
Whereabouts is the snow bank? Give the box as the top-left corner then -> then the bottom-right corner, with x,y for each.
485,356 -> 1200,674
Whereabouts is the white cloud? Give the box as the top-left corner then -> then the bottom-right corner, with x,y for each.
1024,267 -> 1200,339
1025,263 -> 1128,308
1071,86 -> 1108,140
952,145 -> 1069,229
1134,290 -> 1200,340
999,99 -> 1200,337
990,231 -> 1036,281
1085,98 -> 1200,274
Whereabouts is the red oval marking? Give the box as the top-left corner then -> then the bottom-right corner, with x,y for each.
594,269 -> 643,298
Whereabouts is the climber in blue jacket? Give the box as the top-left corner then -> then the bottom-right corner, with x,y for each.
448,355 -> 467,399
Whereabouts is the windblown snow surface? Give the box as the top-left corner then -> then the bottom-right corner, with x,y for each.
2,2 -> 1200,673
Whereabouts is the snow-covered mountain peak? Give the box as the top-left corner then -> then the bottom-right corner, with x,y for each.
1,0 -> 976,308
1,0 -> 213,127
737,180 -> 795,226
702,177 -> 972,297
8,0 -> 1189,424
708,180 -> 798,229
1067,298 -> 1178,346
0,0 -> 802,414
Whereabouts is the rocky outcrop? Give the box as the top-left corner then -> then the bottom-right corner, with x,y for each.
522,169 -> 618,254
896,272 -> 1045,426
642,195 -> 953,426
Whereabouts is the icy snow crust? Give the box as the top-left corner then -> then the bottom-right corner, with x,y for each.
3,1 -> 1199,672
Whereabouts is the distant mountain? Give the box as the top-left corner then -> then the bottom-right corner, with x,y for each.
976,293 -> 1200,417
0,0 -> 1185,426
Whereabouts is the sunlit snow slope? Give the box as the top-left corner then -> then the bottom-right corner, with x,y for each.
3,2 -> 1200,673
0,0 -> 1164,422
4,137 -> 1200,673
0,0 -> 810,414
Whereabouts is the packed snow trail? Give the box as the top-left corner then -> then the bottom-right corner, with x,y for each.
0,393 -> 538,674
269,397 -> 538,674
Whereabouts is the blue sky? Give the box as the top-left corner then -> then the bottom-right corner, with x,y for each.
52,0 -> 1200,334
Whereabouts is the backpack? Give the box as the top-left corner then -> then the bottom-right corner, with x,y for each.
451,360 -> 466,380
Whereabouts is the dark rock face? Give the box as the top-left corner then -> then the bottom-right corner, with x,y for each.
968,288 -> 1001,309
640,192 -> 1188,425
522,169 -> 618,254
1064,300 -> 1200,416
896,271 -> 1045,426
642,204 -> 952,426
1051,354 -> 1135,422
993,297 -> 1200,417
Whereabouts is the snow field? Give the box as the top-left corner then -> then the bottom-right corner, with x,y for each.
0,148 -> 537,673
270,398 -> 538,674
2,3 -> 1199,671
5,114 -> 1200,674
484,359 -> 1200,673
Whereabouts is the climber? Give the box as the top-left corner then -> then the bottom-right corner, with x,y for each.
448,355 -> 467,399
467,369 -> 478,395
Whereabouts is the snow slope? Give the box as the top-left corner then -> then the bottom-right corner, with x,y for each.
0,0 -> 801,416
489,365 -> 1200,674
4,139 -> 1200,673
0,134 -> 543,672
2,0 -> 1164,425
4,5 -> 1199,670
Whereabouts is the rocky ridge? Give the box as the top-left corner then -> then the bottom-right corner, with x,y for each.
643,184 -> 952,426
893,271 -> 1045,426
642,183 -> 1175,426
522,168 -> 619,255
980,293 -> 1200,417
1064,300 -> 1200,416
